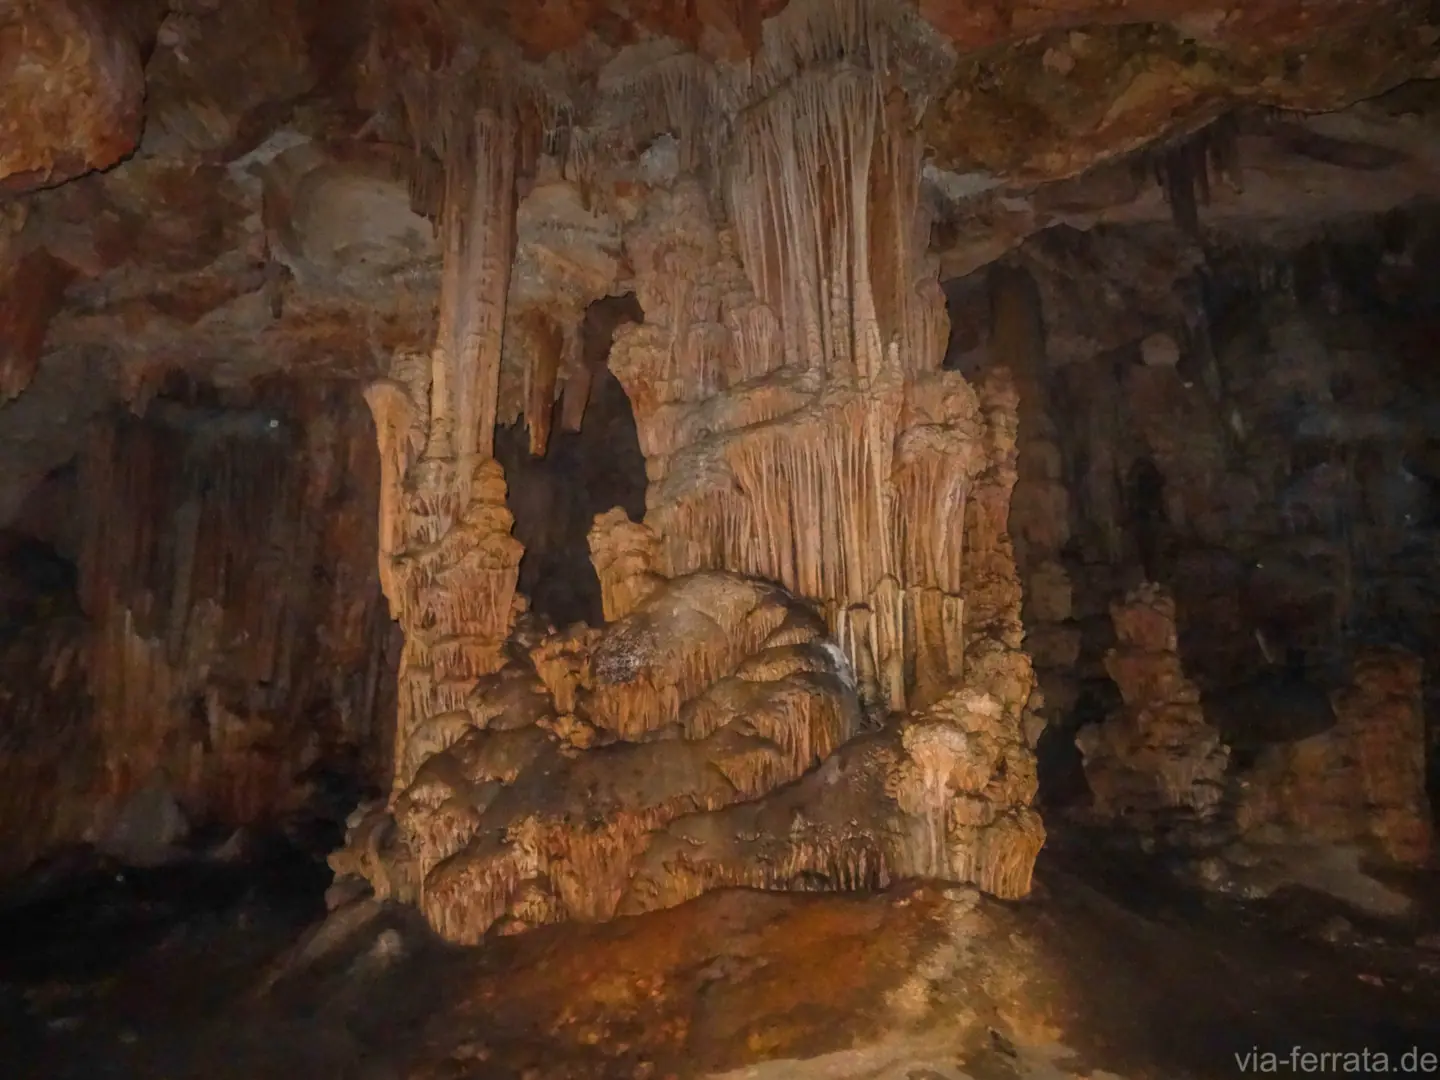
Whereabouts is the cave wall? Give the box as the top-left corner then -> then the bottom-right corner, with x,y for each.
988,206 -> 1440,856
0,377 -> 398,875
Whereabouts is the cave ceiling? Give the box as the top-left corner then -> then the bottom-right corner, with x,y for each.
0,0 -> 1439,525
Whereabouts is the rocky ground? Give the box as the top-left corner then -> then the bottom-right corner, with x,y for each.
2,829 -> 1437,1080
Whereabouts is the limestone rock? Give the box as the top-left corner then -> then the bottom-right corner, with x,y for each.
0,0 -> 145,193
1236,647 -> 1434,866
1077,582 -> 1230,823
98,780 -> 189,867
621,641 -> 1044,913
0,250 -> 74,402
334,572 -> 1046,943
336,570 -> 865,943
587,508 -> 664,623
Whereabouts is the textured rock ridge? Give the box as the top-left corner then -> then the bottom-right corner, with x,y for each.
333,568 -> 1043,942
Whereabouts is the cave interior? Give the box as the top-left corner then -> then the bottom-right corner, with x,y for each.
2,0 -> 1440,1076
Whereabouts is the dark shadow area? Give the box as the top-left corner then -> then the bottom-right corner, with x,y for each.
497,293 -> 647,629
0,531 -> 80,643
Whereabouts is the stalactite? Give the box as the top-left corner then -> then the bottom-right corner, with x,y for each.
597,45 -> 717,174
431,103 -> 521,464
517,309 -> 565,456
1145,113 -> 1243,235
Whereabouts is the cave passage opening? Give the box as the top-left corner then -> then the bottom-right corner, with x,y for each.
498,292 -> 648,630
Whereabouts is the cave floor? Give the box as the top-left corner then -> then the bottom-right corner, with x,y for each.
1,837 -> 1438,1080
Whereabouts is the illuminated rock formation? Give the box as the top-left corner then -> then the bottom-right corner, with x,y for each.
621,639 -> 1043,915
587,508 -> 664,624
335,570 -> 860,941
364,86 -> 528,784
596,9 -> 994,722
1077,582 -> 1230,823
335,566 -> 1044,941
343,0 -> 1045,936
1236,647 -> 1434,866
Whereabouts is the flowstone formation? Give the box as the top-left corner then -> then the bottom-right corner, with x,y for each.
333,561 -> 1042,942
335,569 -> 862,941
336,0 -> 1044,940
1076,583 -> 1230,825
362,90 -> 528,780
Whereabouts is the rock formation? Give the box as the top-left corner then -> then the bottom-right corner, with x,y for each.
1236,647 -> 1434,866
333,566 -> 1043,943
363,88 -> 527,786
2,0 -> 1439,952
0,0 -> 147,194
329,0 -> 1048,939
1076,583 -> 1230,824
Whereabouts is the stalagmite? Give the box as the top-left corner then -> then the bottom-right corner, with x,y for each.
587,508 -> 664,622
1077,583 -> 1231,823
332,571 -> 863,942
364,50 -> 534,791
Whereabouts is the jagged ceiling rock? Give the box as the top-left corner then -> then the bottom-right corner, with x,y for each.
2,0 -> 1439,541
933,88 -> 1440,281
923,12 -> 1440,190
139,0 -> 341,160
0,0 -> 149,194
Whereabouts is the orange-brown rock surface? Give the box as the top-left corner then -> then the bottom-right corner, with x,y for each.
0,379 -> 398,874
0,0 -> 148,194
1076,582 -> 1230,822
334,570 -> 864,940
3,0 -> 1439,944
1236,647 -> 1434,866
324,0 -> 1051,942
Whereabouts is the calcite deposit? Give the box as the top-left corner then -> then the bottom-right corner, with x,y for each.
333,567 -> 1042,942
325,0 -> 1048,939
1076,583 -> 1230,823
1236,647 -> 1434,866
